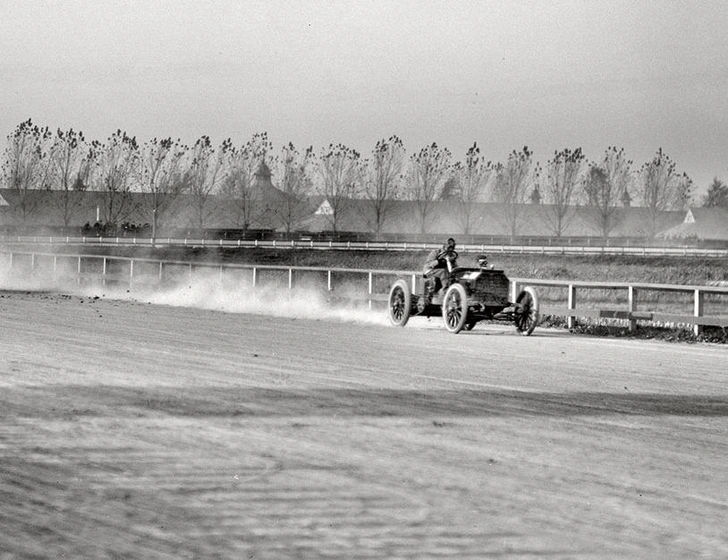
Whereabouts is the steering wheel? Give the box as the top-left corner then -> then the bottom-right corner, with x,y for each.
437,250 -> 458,262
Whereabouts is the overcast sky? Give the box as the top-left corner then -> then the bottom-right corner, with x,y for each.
2,0 -> 727,197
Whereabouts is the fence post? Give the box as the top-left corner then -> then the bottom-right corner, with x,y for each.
102,257 -> 107,288
368,272 -> 373,310
693,289 -> 704,337
252,267 -> 258,288
77,256 -> 82,286
288,268 -> 294,290
511,279 -> 518,306
327,270 -> 333,292
628,286 -> 637,332
567,284 -> 576,329
159,261 -> 164,283
129,259 -> 134,289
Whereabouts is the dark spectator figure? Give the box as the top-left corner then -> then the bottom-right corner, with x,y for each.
423,237 -> 459,293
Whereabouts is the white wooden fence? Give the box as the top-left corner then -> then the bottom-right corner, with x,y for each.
510,278 -> 728,336
2,250 -> 727,336
3,235 -> 728,258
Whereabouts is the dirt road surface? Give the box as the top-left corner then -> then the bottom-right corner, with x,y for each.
1,290 -> 727,559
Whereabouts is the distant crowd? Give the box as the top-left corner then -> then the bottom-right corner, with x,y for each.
81,221 -> 151,237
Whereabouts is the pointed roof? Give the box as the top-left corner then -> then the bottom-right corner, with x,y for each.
251,159 -> 287,204
254,160 -> 272,179
659,207 -> 728,240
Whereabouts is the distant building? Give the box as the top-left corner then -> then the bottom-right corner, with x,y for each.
0,180 -> 704,241
659,208 -> 728,241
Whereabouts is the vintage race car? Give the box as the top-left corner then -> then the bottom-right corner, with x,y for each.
388,252 -> 539,335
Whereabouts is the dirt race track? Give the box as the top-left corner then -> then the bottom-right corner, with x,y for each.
1,290 -> 727,559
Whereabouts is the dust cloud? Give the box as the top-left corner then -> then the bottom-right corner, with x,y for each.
0,260 -> 390,326
121,272 -> 389,326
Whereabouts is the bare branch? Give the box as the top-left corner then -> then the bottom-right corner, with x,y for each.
361,135 -> 405,235
405,142 -> 451,234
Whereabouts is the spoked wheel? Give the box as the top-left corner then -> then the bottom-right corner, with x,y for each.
388,279 -> 412,327
442,283 -> 469,334
514,286 -> 539,336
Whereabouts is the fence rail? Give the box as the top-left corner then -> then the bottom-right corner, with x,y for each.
2,249 -> 727,336
2,235 -> 728,258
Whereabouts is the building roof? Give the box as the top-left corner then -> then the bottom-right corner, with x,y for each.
659,207 -> 728,240
0,186 -> 696,239
297,198 -> 685,237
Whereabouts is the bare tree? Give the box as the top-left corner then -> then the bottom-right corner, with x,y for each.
405,142 -> 451,235
638,148 -> 692,238
541,147 -> 585,237
89,130 -> 141,230
316,143 -> 361,233
361,135 -> 405,236
702,177 -> 728,208
450,142 -> 494,235
220,132 -> 273,232
186,136 -> 231,231
47,127 -> 90,228
139,137 -> 188,243
274,142 -> 314,234
492,146 -> 535,239
583,146 -> 632,239
1,119 -> 53,225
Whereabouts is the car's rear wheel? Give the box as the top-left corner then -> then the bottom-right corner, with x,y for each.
388,279 -> 412,327
442,283 -> 468,334
514,286 -> 539,336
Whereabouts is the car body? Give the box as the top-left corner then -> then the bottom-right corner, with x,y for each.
388,257 -> 539,335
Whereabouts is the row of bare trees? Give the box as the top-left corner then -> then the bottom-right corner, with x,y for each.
0,121 -> 316,240
1,119 -> 698,239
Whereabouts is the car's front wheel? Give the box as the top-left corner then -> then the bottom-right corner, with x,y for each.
514,286 -> 539,336
442,283 -> 468,334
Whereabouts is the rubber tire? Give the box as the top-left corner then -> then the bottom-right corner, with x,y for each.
388,279 -> 412,327
514,286 -> 539,336
442,283 -> 468,334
